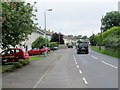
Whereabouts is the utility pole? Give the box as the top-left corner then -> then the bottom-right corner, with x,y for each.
99,15 -> 103,51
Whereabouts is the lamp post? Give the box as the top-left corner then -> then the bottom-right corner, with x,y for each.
44,9 -> 52,47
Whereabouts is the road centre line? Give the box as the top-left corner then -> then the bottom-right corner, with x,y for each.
77,65 -> 79,68
75,62 -> 78,65
91,55 -> 97,59
79,70 -> 82,74
82,77 -> 88,84
101,60 -> 118,69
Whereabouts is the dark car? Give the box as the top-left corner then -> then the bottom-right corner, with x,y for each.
77,42 -> 89,54
0,48 -> 29,64
67,43 -> 73,48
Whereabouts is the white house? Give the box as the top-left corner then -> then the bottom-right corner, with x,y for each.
21,28 -> 45,49
63,35 -> 77,45
41,29 -> 54,41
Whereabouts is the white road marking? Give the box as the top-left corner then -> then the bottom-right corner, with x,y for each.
101,60 -> 118,69
82,77 -> 88,84
91,55 -> 97,59
75,59 -> 76,62
3,73 -> 15,79
77,65 -> 79,68
75,62 -> 78,65
79,70 -> 82,74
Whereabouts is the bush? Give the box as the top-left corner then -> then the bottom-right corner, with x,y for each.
19,59 -> 30,66
13,62 -> 23,68
32,36 -> 50,49
50,42 -> 58,49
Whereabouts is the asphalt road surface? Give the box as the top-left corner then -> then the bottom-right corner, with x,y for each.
2,47 -> 118,88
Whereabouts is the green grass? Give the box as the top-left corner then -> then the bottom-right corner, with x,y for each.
91,46 -> 120,59
29,55 -> 41,61
0,65 -> 14,73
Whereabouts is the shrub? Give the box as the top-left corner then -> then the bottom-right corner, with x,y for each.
13,62 -> 23,68
19,59 -> 30,66
50,42 -> 58,49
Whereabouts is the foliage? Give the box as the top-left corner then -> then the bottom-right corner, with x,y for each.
2,2 -> 37,49
91,46 -> 120,58
32,36 -> 50,49
19,59 -> 30,66
49,42 -> 58,48
89,34 -> 96,46
101,11 -> 120,32
13,62 -> 23,68
104,27 -> 120,50
50,33 -> 64,44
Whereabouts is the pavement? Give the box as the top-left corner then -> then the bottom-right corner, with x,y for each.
2,49 -> 63,88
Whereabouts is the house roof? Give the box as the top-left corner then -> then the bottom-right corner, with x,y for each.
41,29 -> 54,36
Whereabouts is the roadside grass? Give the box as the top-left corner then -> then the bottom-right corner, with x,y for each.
0,65 -> 14,73
90,46 -> 120,59
29,55 -> 41,61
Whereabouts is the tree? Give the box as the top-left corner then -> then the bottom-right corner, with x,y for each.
50,33 -> 64,44
101,11 -> 120,32
32,36 -> 49,49
2,2 -> 37,49
89,34 -> 96,46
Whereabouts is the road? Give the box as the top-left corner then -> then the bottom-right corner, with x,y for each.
2,47 -> 118,88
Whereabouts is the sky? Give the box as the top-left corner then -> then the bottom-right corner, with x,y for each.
25,0 -> 119,37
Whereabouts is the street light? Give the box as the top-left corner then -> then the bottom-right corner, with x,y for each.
44,9 -> 52,30
44,9 -> 52,47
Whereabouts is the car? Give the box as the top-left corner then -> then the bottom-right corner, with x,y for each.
28,48 -> 41,56
50,46 -> 58,51
67,43 -> 73,48
77,42 -> 89,54
0,48 -> 29,64
40,47 -> 49,54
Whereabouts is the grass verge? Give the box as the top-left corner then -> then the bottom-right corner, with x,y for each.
29,55 -> 41,61
90,46 -> 120,59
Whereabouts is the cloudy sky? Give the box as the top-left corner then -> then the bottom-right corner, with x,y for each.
25,0 -> 119,37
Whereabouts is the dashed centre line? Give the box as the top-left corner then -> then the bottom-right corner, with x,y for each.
77,65 -> 79,68
82,77 -> 88,85
79,70 -> 82,74
75,62 -> 78,65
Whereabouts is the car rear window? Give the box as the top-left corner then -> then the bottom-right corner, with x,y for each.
78,42 -> 88,48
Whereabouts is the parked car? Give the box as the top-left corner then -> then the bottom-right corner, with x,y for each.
28,48 -> 41,56
77,42 -> 89,54
50,46 -> 58,51
41,47 -> 48,54
67,43 -> 73,48
0,48 -> 29,64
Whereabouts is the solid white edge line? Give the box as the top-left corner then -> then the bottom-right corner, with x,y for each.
91,55 -> 97,59
102,60 -> 118,69
77,65 -> 79,68
82,77 -> 88,84
79,70 -> 82,74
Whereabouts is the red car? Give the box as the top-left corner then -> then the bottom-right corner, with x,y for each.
41,47 -> 48,54
0,48 -> 29,64
28,48 -> 41,56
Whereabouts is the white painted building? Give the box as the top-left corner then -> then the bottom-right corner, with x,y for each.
21,29 -> 45,49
